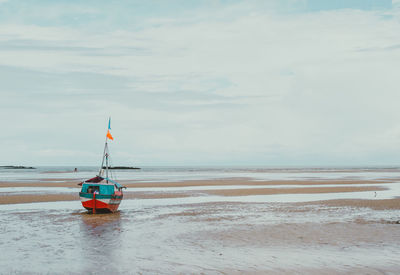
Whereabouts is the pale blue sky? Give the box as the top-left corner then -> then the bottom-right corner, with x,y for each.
0,0 -> 393,27
0,0 -> 399,166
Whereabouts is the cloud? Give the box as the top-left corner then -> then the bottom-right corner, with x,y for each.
304,0 -> 392,11
356,44 -> 400,52
1,1 -> 400,165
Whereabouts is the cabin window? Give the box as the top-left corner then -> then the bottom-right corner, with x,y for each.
87,186 -> 100,193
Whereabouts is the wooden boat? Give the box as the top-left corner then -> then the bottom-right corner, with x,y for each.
78,118 -> 126,213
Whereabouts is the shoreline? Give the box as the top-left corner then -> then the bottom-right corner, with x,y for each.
1,178 -> 399,208
0,178 -> 390,188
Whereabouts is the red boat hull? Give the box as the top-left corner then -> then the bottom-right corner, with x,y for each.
81,199 -> 121,213
80,192 -> 123,213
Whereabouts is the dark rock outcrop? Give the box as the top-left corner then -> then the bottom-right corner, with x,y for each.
102,166 -> 140,170
0,166 -> 36,169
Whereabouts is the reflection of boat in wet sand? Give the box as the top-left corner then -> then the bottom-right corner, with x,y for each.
78,118 -> 126,213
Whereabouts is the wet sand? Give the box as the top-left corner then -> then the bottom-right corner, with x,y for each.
0,193 -> 78,204
2,199 -> 400,273
304,198 -> 400,210
0,178 -> 393,207
2,177 -> 400,273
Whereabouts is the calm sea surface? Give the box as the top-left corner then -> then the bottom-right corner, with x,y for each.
2,166 -> 400,182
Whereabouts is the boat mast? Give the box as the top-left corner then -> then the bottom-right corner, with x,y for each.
99,117 -> 111,183
99,137 -> 108,177
105,145 -> 109,183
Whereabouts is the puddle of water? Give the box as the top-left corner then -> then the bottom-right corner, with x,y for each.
1,182 -> 399,199
0,187 -> 79,195
0,184 -> 396,212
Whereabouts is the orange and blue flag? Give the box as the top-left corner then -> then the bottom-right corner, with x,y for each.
106,118 -> 114,140
107,130 -> 114,140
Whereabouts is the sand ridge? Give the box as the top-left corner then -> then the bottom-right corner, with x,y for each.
0,178 -> 398,209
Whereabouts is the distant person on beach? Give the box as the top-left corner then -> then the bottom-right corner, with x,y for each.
74,168 -> 78,172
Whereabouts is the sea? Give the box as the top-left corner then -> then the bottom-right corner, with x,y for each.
2,165 -> 400,182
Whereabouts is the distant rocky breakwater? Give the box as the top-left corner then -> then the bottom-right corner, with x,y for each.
102,166 -> 140,170
0,165 -> 36,169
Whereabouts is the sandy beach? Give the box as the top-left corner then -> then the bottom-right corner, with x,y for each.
2,173 -> 400,273
0,178 -> 397,209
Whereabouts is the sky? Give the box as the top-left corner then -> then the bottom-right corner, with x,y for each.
0,0 -> 399,167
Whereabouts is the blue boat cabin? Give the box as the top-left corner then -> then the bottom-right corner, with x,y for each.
81,183 -> 115,195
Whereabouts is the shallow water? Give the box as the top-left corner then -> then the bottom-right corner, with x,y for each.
2,167 -> 400,273
2,181 -> 400,202
1,199 -> 400,273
